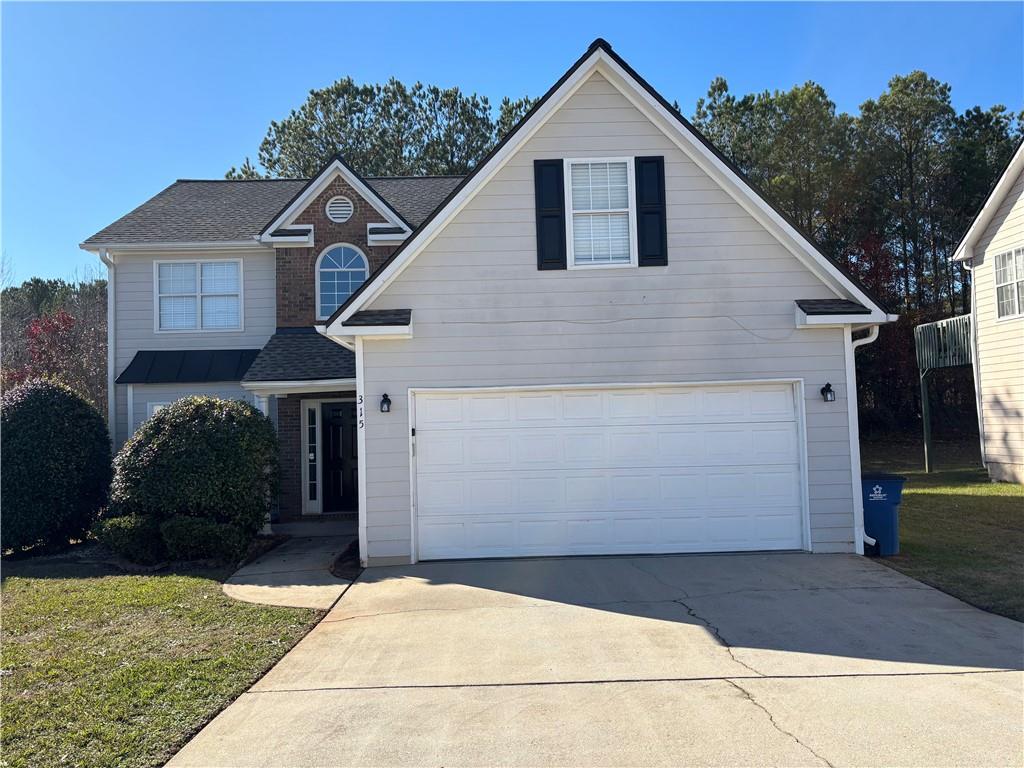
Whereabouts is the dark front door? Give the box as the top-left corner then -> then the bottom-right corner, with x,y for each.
321,402 -> 357,512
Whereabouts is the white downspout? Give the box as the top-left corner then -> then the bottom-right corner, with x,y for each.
964,260 -> 986,469
99,250 -> 116,443
846,324 -> 880,554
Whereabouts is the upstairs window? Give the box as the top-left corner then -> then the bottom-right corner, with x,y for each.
564,158 -> 636,269
994,247 -> 1023,319
156,260 -> 241,331
317,244 -> 369,320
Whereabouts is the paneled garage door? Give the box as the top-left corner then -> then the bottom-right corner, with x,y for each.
412,382 -> 806,560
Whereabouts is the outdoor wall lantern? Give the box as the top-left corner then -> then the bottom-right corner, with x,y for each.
380,393 -> 392,413
820,383 -> 836,403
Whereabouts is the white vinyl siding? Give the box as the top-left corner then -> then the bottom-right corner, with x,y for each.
357,72 -> 859,563
973,168 -> 1024,482
112,248 -> 276,445
155,259 -> 241,331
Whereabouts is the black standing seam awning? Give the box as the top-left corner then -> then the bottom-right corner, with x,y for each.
115,349 -> 260,385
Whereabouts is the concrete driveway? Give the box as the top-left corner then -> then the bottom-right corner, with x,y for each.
171,553 -> 1023,767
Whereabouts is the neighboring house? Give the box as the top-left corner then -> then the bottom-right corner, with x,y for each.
952,142 -> 1024,484
82,39 -> 897,566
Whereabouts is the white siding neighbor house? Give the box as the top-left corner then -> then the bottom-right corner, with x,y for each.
84,39 -> 897,565
953,143 -> 1024,484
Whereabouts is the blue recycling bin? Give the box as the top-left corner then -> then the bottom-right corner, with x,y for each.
861,473 -> 907,556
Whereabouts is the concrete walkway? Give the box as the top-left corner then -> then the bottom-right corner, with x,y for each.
177,553 -> 1023,767
223,534 -> 355,610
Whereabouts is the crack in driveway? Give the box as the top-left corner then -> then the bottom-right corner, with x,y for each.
724,679 -> 836,767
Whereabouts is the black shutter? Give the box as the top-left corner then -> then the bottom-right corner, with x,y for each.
635,156 -> 667,266
534,159 -> 567,270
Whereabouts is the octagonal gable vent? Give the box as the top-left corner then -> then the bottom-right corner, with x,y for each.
325,196 -> 354,223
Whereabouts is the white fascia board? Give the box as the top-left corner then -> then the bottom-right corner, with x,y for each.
795,307 -> 898,328
263,160 -> 408,235
337,49 -> 888,321
260,225 -> 314,247
367,234 -> 409,246
79,239 -> 264,254
324,324 -> 412,339
953,144 -> 1024,261
240,378 -> 356,396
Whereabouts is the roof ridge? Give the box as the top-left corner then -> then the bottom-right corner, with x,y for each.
366,174 -> 465,180
173,178 -> 309,183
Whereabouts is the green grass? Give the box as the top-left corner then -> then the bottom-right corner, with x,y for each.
1,554 -> 321,768
862,438 -> 1024,622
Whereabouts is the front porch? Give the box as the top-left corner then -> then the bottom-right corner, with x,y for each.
241,328 -> 359,522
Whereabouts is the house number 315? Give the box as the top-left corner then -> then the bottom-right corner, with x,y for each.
357,394 -> 364,429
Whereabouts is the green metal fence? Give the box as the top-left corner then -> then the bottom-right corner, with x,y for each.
913,313 -> 972,472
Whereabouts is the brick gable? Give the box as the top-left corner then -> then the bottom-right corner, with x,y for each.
276,175 -> 398,327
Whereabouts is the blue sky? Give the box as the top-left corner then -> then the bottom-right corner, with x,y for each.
3,2 -> 1022,283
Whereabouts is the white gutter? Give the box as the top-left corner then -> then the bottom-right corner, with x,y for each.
851,325 -> 879,350
98,249 -> 116,440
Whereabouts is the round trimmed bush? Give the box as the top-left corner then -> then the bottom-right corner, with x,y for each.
94,515 -> 166,565
160,515 -> 246,563
110,397 -> 278,541
1,379 -> 112,551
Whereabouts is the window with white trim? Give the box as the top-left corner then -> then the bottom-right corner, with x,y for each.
156,261 -> 241,331
317,244 -> 369,319
994,247 -> 1024,319
565,158 -> 636,268
148,402 -> 171,418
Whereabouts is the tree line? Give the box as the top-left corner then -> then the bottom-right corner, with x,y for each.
4,69 -> 1016,438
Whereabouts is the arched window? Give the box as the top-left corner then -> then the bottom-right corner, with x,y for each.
316,244 -> 369,320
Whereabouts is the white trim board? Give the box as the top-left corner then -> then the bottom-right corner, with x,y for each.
326,44 -> 891,335
241,378 -> 356,397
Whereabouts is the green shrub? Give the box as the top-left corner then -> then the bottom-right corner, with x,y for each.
1,379 -> 112,551
93,515 -> 166,565
160,515 -> 246,563
111,397 -> 278,542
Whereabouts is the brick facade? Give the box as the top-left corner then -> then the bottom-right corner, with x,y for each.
276,390 -> 357,521
276,175 -> 398,328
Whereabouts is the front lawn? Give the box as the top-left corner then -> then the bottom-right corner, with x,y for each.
1,552 -> 321,768
862,438 -> 1024,622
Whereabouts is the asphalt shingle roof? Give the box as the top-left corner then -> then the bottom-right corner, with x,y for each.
365,176 -> 463,227
241,329 -> 355,383
342,309 -> 412,326
795,299 -> 871,315
83,175 -> 463,247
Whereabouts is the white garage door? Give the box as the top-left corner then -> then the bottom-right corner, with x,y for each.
412,382 -> 806,560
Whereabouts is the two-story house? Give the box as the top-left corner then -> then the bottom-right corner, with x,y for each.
83,39 -> 896,567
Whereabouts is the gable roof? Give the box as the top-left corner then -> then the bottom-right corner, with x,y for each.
259,154 -> 417,240
953,140 -> 1024,262
324,38 -> 893,332
81,175 -> 463,249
